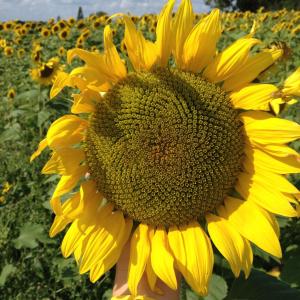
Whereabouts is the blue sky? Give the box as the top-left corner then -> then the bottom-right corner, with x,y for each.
0,0 -> 209,21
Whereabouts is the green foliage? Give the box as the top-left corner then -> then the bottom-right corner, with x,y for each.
13,223 -> 53,249
0,265 -> 17,287
206,0 -> 300,11
226,269 -> 300,300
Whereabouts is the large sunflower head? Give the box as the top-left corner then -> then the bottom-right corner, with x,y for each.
32,0 -> 300,298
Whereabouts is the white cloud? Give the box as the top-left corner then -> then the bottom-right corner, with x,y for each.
0,0 -> 209,21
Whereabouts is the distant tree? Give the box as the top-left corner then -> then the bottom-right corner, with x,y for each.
57,16 -> 61,21
205,0 -> 300,11
77,6 -> 84,20
205,0 -> 233,10
95,11 -> 107,17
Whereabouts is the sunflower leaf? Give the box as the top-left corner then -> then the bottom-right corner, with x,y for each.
0,264 -> 16,287
13,223 -> 48,249
204,275 -> 228,300
185,274 -> 228,300
226,269 -> 300,300
281,245 -> 300,287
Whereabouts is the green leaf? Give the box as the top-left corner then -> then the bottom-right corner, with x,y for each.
186,289 -> 200,300
42,200 -> 52,211
252,244 -> 280,264
15,89 -> 40,102
37,110 -> 51,127
102,289 -> 112,300
185,274 -> 228,300
204,275 -> 228,300
0,264 -> 16,286
281,245 -> 300,287
226,269 -> 300,300
0,123 -> 21,143
13,223 -> 46,249
277,216 -> 289,228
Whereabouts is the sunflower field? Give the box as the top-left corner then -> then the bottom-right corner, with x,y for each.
1,3 -> 300,300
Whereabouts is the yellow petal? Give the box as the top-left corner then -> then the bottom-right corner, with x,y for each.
50,175 -> 94,220
63,181 -> 98,220
89,218 -> 133,283
123,16 -> 158,71
168,226 -> 188,280
49,215 -> 71,238
220,197 -> 282,258
245,146 -> 300,174
69,65 -> 112,91
172,0 -> 194,68
155,0 -> 175,67
282,67 -> 300,96
61,204 -> 112,258
244,167 -> 299,194
183,9 -> 221,72
180,222 -> 213,296
241,239 -> 253,278
60,192 -> 81,219
61,219 -> 95,258
258,208 -> 280,238
204,37 -> 260,82
42,148 -> 85,175
128,224 -> 151,296
112,296 -> 155,300
79,211 -> 125,274
223,48 -> 283,91
169,222 -> 213,296
71,92 -> 96,114
47,115 -> 88,150
236,172 -> 297,217
269,98 -> 283,115
103,25 -> 127,80
68,48 -> 97,65
50,197 -> 63,215
151,228 -> 177,290
67,48 -> 114,81
52,165 -> 87,200
206,213 -> 250,277
145,228 -> 162,294
30,138 -> 47,162
254,143 -> 299,158
230,83 -> 278,110
50,71 -> 71,99
241,111 -> 300,144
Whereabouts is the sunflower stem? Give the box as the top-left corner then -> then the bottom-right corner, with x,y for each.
180,279 -> 187,300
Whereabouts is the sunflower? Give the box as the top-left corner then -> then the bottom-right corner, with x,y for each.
59,28 -> 70,40
58,20 -> 67,29
3,21 -> 14,31
92,18 -> 102,30
17,48 -> 25,58
30,57 -> 61,86
0,39 -> 6,48
58,46 -> 66,57
68,17 -> 76,26
4,46 -> 13,56
76,37 -> 84,49
77,20 -> 86,30
41,27 -> 51,38
7,88 -> 16,99
32,0 -> 300,298
80,28 -> 91,39
52,24 -> 60,34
